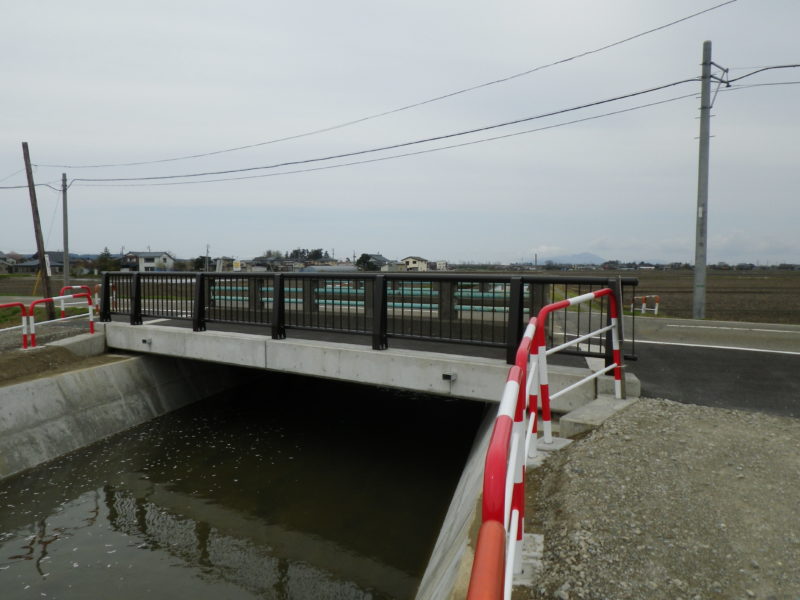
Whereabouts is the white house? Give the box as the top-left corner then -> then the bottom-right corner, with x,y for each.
121,251 -> 175,272
402,256 -> 429,272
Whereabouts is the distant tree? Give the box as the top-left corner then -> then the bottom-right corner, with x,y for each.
193,256 -> 207,270
356,253 -> 380,271
308,248 -> 324,261
287,248 -> 309,260
261,249 -> 283,259
96,247 -> 119,272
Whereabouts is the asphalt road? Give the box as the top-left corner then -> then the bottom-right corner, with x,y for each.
625,316 -> 800,417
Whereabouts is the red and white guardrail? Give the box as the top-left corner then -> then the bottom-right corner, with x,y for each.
631,294 -> 660,315
28,293 -> 95,347
534,288 -> 623,445
0,302 -> 30,349
467,288 -> 624,600
59,286 -> 93,318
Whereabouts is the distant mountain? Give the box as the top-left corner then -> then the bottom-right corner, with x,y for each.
544,252 -> 606,265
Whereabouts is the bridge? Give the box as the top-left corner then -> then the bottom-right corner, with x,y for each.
98,271 -> 640,403
91,271 -> 645,597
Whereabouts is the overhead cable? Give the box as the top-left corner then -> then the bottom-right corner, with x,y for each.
72,78 -> 700,183
35,0 -> 738,170
73,92 -> 700,188
724,64 -> 800,84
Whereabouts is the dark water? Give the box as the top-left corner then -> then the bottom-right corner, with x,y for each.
0,372 -> 486,599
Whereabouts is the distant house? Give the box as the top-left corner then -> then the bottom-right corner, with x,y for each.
434,260 -> 448,271
11,251 -> 64,274
402,256 -> 429,272
366,254 -> 391,269
250,256 -> 299,272
300,264 -> 358,273
0,252 -> 15,274
380,261 -> 407,272
120,251 -> 175,272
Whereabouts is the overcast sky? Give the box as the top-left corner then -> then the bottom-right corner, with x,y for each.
2,1 -> 798,264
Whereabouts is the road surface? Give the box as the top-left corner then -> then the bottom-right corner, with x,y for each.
625,316 -> 800,417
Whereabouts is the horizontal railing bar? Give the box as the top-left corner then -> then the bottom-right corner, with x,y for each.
109,270 -> 637,285
545,324 -> 614,356
549,362 -> 618,401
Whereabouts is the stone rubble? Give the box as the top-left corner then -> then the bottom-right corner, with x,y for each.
518,398 -> 800,600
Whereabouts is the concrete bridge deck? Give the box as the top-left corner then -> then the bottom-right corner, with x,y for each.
102,317 -> 638,410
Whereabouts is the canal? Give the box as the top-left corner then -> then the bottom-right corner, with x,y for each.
0,371 -> 487,599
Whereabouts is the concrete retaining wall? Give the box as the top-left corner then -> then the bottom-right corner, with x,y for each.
415,406 -> 494,600
0,352 -> 252,481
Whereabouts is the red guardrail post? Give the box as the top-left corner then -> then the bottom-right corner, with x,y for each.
0,302 -> 29,349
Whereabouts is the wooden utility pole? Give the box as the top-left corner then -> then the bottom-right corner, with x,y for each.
22,142 -> 56,319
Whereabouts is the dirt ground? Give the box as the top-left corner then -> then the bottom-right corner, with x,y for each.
520,398 -> 800,600
0,324 -> 122,386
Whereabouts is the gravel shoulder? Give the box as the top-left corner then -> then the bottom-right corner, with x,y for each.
521,398 -> 800,600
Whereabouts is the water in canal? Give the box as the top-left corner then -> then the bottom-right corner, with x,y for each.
0,372 -> 487,599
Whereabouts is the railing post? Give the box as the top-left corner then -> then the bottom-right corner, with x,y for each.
528,280 -> 550,317
100,272 -> 112,322
248,275 -> 264,323
192,273 -> 206,331
439,279 -> 457,320
372,274 -> 387,350
364,276 -> 374,321
302,276 -> 319,316
130,272 -> 142,325
505,277 -> 523,364
271,273 -> 286,339
610,276 -> 626,398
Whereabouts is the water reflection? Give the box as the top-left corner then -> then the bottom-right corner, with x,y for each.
0,372 -> 486,599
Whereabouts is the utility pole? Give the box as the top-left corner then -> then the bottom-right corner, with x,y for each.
22,142 -> 56,320
692,41 -> 713,319
62,173 -> 70,287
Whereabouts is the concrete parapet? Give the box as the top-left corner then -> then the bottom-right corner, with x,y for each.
104,323 -> 606,407
48,325 -> 107,357
558,394 -> 638,439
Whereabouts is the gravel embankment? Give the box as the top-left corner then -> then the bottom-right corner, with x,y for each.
521,398 -> 800,600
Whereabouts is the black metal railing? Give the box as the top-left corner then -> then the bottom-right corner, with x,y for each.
100,271 -> 638,363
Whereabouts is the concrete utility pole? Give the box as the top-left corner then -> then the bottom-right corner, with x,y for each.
22,142 -> 56,319
62,173 -> 70,287
692,41 -> 713,319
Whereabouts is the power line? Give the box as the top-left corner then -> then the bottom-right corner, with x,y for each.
35,0 -> 739,170
71,77 -> 700,184
0,182 -> 60,191
73,92 -> 700,188
70,77 -> 800,190
0,168 -> 24,183
724,64 -> 800,84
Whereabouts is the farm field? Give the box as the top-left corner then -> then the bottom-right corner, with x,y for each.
571,269 -> 800,325
2,270 -> 799,326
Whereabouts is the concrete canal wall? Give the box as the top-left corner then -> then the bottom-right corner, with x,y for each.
0,332 -> 251,481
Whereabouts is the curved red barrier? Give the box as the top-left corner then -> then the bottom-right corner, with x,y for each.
468,287 -> 624,598
28,293 -> 95,347
0,302 -> 29,348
